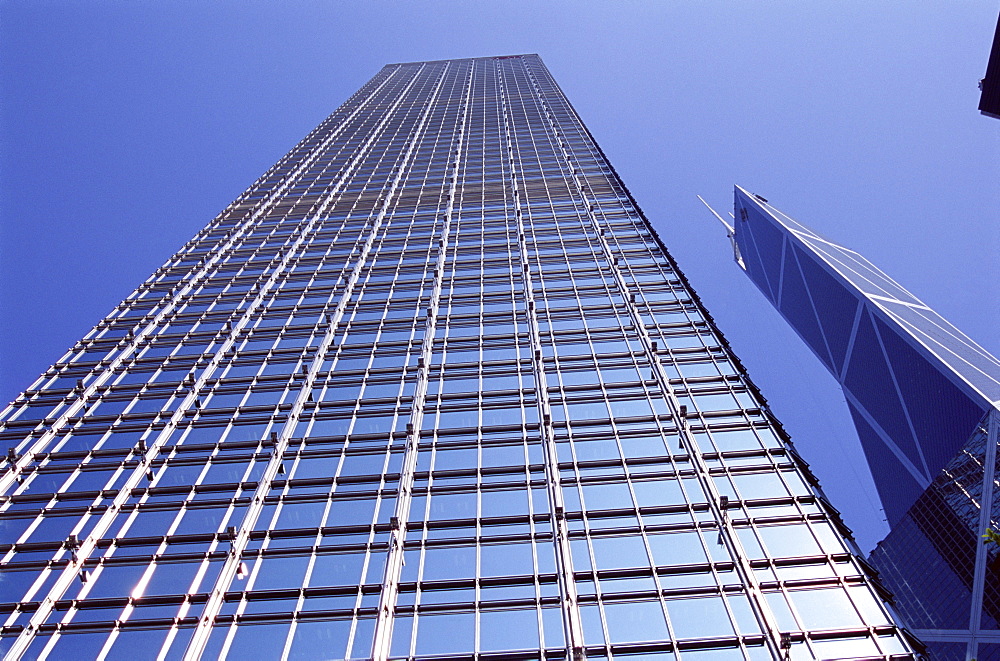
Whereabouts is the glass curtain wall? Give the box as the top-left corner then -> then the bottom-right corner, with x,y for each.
1,55 -> 917,661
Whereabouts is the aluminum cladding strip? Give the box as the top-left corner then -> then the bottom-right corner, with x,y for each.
522,61 -> 788,659
182,62 -> 450,661
0,66 -> 406,497
370,59 -> 474,661
968,408 -> 1000,658
496,58 -> 586,659
1,65 -> 411,661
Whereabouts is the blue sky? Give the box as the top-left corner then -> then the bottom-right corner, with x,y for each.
2,1 -> 997,550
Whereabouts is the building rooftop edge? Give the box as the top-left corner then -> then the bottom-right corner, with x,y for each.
385,54 -> 542,67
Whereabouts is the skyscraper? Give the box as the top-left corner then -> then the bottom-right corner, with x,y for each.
725,187 -> 1000,659
0,56 -> 918,661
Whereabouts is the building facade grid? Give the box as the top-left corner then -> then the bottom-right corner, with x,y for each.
1,56 -> 916,660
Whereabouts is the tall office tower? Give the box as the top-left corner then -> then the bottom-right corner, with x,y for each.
0,56 -> 918,661
727,187 -> 1000,660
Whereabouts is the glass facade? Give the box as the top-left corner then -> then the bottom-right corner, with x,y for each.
729,188 -> 1000,659
870,409 -> 1000,659
0,56 -> 917,660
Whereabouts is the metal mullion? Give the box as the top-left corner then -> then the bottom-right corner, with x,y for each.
177,62 -> 447,661
967,408 -> 999,658
519,62 -> 787,658
0,67 -> 408,501
280,490 -> 342,661
94,520 -> 197,658
575,424 -> 684,649
497,59 -> 586,661
369,60 -> 474,661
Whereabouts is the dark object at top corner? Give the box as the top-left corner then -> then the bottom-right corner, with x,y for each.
979,11 -> 1000,119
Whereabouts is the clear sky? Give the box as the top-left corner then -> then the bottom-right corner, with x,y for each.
2,1 -> 997,551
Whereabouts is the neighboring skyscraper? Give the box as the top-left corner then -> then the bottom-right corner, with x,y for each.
726,187 -> 1000,660
0,56 -> 918,661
